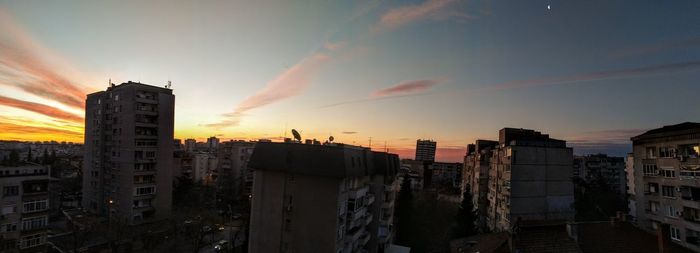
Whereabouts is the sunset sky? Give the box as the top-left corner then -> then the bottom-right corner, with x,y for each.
1,0 -> 699,162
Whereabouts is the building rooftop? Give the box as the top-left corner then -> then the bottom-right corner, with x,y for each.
499,128 -> 567,148
248,142 -> 399,178
574,221 -> 693,253
632,122 -> 700,141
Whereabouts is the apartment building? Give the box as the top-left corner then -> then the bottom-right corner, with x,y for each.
82,81 -> 174,225
193,152 -> 218,184
573,154 -> 627,197
462,140 -> 499,230
0,165 -> 50,253
626,152 -> 637,221
631,122 -> 700,251
485,128 -> 574,232
415,139 -> 436,163
432,162 -> 464,189
248,142 -> 399,253
216,140 -> 256,198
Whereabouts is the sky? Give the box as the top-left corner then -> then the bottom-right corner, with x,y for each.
0,0 -> 699,162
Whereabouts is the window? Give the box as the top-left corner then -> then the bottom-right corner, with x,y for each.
649,201 -> 659,213
662,185 -> 676,198
0,205 -> 17,215
21,216 -> 47,231
647,183 -> 658,194
670,226 -> 681,241
134,186 -> 156,196
0,223 -> 17,232
643,164 -> 659,176
666,205 -> 679,218
23,200 -> 48,213
659,147 -> 677,158
661,168 -> 676,178
3,186 -> 18,196
19,234 -> 44,249
646,147 -> 656,158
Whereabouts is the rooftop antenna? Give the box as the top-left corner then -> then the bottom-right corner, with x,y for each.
109,78 -> 114,87
291,129 -> 302,142
369,137 -> 372,149
384,141 -> 387,152
329,136 -> 334,143
165,80 -> 172,89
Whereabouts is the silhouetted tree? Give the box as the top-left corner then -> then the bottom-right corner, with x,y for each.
50,149 -> 57,164
42,149 -> 49,165
395,176 -> 414,244
26,147 -> 32,162
573,173 -> 627,221
8,150 -> 19,166
452,191 -> 477,238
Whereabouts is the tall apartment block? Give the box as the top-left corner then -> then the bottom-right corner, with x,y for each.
573,154 -> 626,197
0,165 -> 50,253
462,140 -> 498,230
631,122 -> 700,251
463,128 -> 574,232
247,142 -> 399,253
415,139 -> 436,163
82,81 -> 174,225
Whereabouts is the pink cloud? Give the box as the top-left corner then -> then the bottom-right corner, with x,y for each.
206,52 -> 331,128
0,8 -> 89,109
372,0 -> 460,32
372,79 -> 443,97
0,95 -> 84,123
609,36 -> 700,59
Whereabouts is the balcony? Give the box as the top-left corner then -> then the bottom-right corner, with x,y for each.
347,206 -> 367,221
360,232 -> 371,245
364,213 -> 373,226
346,226 -> 363,243
366,193 -> 375,205
684,207 -> 700,224
349,185 -> 369,199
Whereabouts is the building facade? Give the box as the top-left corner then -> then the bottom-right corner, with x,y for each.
462,140 -> 499,230
82,81 -> 174,225
631,122 -> 700,251
463,128 -> 574,232
415,139 -> 436,163
573,154 -> 627,197
0,165 -> 50,253
217,141 -> 256,198
248,142 -> 399,253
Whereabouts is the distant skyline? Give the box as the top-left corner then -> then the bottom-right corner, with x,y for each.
1,0 -> 699,162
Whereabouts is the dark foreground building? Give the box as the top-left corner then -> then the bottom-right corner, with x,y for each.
248,142 -> 400,253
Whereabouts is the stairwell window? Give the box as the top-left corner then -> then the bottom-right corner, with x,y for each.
662,185 -> 676,198
661,168 -> 676,178
670,226 -> 681,241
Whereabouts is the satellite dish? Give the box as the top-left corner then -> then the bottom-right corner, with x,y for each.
329,136 -> 334,142
291,129 -> 302,142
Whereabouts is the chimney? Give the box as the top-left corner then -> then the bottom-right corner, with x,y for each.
657,224 -> 671,253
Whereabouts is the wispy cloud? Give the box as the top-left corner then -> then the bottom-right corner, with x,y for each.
488,61 -> 700,91
0,8 -> 89,109
342,131 -> 358,134
206,51 -> 334,128
0,121 -> 82,138
372,79 -> 444,97
610,36 -> 700,59
566,129 -> 647,157
321,61 -> 700,109
0,95 -> 83,123
372,0 -> 464,32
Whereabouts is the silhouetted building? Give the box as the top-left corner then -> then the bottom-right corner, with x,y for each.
184,138 -> 196,152
207,136 -> 220,151
415,139 -> 436,163
463,140 -> 499,230
573,154 -> 626,196
82,81 -> 174,225
0,164 -> 50,253
247,142 -> 399,253
631,122 -> 700,251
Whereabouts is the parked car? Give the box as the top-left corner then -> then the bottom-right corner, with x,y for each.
214,240 -> 229,252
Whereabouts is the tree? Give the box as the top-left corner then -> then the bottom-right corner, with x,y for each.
395,176 -> 414,244
42,149 -> 49,165
452,191 -> 478,238
572,174 -> 627,221
27,147 -> 32,162
8,150 -> 19,166
50,149 -> 57,164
